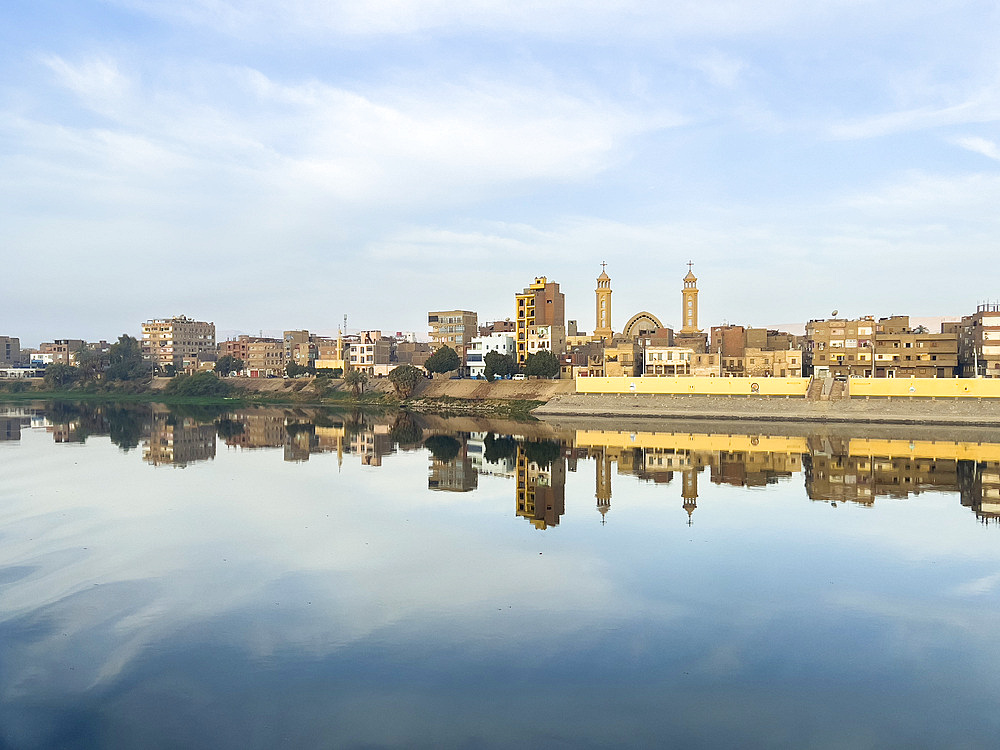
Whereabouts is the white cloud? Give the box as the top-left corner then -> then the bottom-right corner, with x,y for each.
953,135 -> 1000,161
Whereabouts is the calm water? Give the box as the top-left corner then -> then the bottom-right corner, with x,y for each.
2,401 -> 1000,749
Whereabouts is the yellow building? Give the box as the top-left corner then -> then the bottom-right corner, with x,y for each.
594,264 -> 613,341
515,277 -> 565,365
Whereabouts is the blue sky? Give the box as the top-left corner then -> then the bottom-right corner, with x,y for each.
3,0 -> 999,345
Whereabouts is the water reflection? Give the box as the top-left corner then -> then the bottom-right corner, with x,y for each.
4,401 -> 1000,526
6,401 -> 1000,748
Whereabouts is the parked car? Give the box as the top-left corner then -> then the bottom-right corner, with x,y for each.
512,373 -> 526,380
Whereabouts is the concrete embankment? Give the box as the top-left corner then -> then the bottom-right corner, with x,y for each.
533,393 -> 1000,426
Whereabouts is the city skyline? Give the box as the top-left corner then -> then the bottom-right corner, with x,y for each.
4,2 -> 999,345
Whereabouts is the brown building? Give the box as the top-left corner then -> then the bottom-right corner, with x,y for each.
246,339 -> 284,377
428,310 -> 478,363
710,325 -> 802,377
958,303 -> 1000,378
515,277 -> 565,365
806,315 -> 957,378
142,316 -> 216,372
38,339 -> 85,365
0,336 -> 21,367
603,336 -> 641,377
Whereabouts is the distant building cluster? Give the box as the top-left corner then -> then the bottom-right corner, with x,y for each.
3,265 -> 999,380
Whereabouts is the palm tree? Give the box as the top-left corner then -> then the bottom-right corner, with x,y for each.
344,368 -> 367,397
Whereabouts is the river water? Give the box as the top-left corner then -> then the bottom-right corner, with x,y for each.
2,401 -> 1000,749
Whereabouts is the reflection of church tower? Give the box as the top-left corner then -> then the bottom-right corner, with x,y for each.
681,470 -> 699,525
595,263 -> 613,341
681,262 -> 699,334
595,448 -> 612,524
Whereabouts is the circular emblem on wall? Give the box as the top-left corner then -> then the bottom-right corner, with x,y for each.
750,382 -> 760,393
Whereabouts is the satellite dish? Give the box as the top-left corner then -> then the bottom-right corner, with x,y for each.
832,310 -> 839,317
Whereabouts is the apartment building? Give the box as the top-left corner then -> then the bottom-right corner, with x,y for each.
515,277 -> 565,365
246,339 -> 284,377
142,316 -> 216,372
349,330 -> 393,376
0,336 -> 20,367
428,311 -> 478,363
958,303 -> 1000,378
644,347 -> 694,376
38,339 -> 85,366
806,315 -> 957,378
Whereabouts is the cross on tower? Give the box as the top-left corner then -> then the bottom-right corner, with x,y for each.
601,261 -> 607,272
687,260 -> 693,271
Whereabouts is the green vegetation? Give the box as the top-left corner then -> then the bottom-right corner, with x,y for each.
389,411 -> 423,447
44,363 -> 81,389
388,364 -> 422,398
344,369 -> 368,397
215,355 -> 244,376
164,372 -> 237,398
524,350 -> 560,378
424,345 -> 460,374
106,334 -> 146,381
285,361 -> 313,378
484,351 -> 516,381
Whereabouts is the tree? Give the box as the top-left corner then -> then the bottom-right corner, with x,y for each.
106,334 -> 146,381
424,345 -> 460,374
388,364 -> 422,398
484,351 -> 516,381
344,368 -> 368,397
285,361 -> 310,378
390,411 -> 424,447
524,350 -> 560,378
44,363 -> 80,389
215,355 -> 244,376
74,345 -> 105,382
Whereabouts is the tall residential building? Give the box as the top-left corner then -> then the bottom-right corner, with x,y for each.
594,264 -> 613,341
958,303 -> 1000,378
142,316 -> 216,372
428,310 -> 478,362
514,277 -> 565,365
0,336 -> 20,367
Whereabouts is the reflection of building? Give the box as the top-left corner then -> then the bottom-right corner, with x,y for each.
0,416 -> 25,440
467,433 -> 516,477
143,418 -> 217,467
428,435 -> 477,492
515,443 -> 566,529
352,423 -> 394,467
959,461 -> 1000,523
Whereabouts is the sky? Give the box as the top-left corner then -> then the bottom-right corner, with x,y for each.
3,0 -> 1000,346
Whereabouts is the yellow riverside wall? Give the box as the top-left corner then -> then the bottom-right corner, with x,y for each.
849,377 -> 1000,399
575,376 -> 811,397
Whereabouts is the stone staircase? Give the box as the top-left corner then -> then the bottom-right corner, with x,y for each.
807,376 -> 850,402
